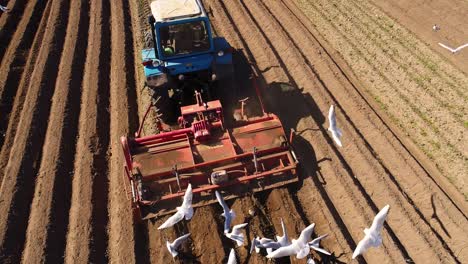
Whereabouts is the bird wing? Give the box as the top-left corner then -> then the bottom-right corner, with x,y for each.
369,205 -> 390,233
227,248 -> 237,264
455,43 -> 468,52
297,223 -> 315,245
309,234 -> 328,247
328,105 -> 336,129
181,183 -> 193,209
158,210 -> 185,230
250,237 -> 258,253
215,191 -> 229,213
231,223 -> 248,235
223,211 -> 234,233
166,240 -> 178,257
309,234 -> 331,255
171,233 -> 191,249
331,129 -> 343,147
439,43 -> 456,52
310,245 -> 331,255
280,218 -> 289,243
352,234 -> 372,259
266,243 -> 298,258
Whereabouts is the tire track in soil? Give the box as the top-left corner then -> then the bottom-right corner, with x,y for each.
0,0 -> 52,188
63,0 -> 111,263
20,0 -> 89,263
0,0 -> 29,63
0,0 -> 70,262
243,0 -> 458,262
0,0 -> 48,150
107,0 -> 140,262
205,0 -> 355,262
275,0 -> 467,260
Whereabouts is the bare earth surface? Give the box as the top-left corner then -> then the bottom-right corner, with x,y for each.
0,0 -> 466,263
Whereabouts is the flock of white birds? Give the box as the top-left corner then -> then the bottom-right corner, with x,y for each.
157,183 -> 390,263
155,105 -> 391,262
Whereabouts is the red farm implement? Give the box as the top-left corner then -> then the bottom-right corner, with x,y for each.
121,80 -> 299,221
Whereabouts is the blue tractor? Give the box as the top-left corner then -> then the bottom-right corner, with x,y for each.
142,0 -> 234,115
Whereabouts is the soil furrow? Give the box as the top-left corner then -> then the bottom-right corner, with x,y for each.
315,0 -> 466,155
0,0 -> 29,63
281,0 -> 468,222
20,0 -> 88,263
209,0 -> 396,263
264,0 -> 467,260
0,0 -> 52,188
107,0 -> 140,262
0,0 -> 70,262
295,0 -> 467,197
222,0 -> 419,262
0,0 -> 49,150
127,0 -> 153,261
247,0 -> 461,261
63,0 -> 111,263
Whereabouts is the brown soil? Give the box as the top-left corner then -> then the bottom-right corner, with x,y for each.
0,0 -> 466,263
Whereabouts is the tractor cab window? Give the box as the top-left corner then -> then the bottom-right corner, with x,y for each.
159,21 -> 210,57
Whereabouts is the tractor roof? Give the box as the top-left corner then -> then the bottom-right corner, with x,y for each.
150,0 -> 205,22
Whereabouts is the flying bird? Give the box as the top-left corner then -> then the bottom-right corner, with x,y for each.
225,223 -> 248,246
328,105 -> 343,147
438,42 -> 468,54
227,248 -> 237,264
266,223 -> 316,259
158,184 -> 194,229
308,234 -> 331,255
166,233 -> 191,258
0,5 -> 9,12
352,204 -> 390,259
250,236 -> 275,254
215,190 -> 236,233
259,218 -> 292,254
432,24 -> 440,31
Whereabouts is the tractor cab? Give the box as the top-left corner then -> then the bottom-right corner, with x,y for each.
143,0 -> 233,90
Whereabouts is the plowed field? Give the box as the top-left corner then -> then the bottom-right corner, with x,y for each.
0,0 -> 466,263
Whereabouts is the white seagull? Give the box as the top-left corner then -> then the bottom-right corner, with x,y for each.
166,233 -> 191,258
260,218 -> 291,254
225,223 -> 248,246
158,184 -> 194,229
250,236 -> 275,253
352,204 -> 390,259
328,105 -> 343,147
266,223 -> 316,259
0,5 -> 9,12
308,234 -> 331,255
438,42 -> 468,54
215,190 -> 236,233
227,248 -> 237,264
